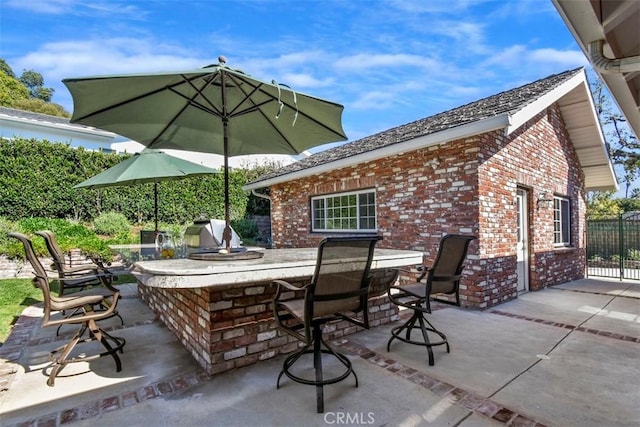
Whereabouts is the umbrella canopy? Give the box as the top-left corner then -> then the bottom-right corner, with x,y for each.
74,148 -> 219,232
63,57 -> 347,252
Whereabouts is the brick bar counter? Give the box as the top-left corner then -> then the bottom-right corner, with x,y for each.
128,247 -> 422,375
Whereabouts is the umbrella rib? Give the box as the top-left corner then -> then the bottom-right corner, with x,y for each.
150,74 -> 225,147
70,73 -> 212,122
274,96 -> 347,139
224,74 -> 269,118
180,73 -> 224,117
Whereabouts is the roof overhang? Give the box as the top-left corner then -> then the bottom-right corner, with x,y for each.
552,0 -> 640,140
0,111 -> 116,140
245,70 -> 617,192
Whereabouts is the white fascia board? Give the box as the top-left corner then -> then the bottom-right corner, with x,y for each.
0,114 -> 116,139
243,114 -> 510,190
506,70 -> 586,135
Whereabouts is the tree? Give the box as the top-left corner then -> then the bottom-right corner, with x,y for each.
0,59 -> 69,117
0,59 -> 16,78
586,191 -> 622,219
591,79 -> 640,198
12,98 -> 69,117
19,69 -> 54,102
0,72 -> 29,106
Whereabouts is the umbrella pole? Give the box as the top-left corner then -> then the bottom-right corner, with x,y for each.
222,71 -> 232,253
154,180 -> 159,233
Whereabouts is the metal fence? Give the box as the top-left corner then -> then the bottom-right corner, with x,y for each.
586,216 -> 640,280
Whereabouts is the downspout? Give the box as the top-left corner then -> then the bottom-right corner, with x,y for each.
589,40 -> 640,74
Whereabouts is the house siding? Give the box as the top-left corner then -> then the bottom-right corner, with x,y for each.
270,104 -> 586,309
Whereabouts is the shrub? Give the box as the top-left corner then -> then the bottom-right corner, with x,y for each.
627,249 -> 640,261
0,217 -> 114,261
231,217 -> 260,244
93,212 -> 130,236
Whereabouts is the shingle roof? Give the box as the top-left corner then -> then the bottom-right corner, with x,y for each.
249,68 -> 583,185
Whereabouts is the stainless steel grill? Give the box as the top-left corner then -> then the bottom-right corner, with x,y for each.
184,219 -> 243,251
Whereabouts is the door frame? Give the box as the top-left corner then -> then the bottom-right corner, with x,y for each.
516,188 -> 530,292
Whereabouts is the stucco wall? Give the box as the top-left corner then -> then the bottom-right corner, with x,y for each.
269,104 -> 586,309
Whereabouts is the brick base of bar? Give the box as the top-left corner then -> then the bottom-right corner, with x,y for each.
138,269 -> 399,375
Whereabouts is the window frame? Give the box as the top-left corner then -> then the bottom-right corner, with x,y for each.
553,195 -> 571,247
311,189 -> 377,233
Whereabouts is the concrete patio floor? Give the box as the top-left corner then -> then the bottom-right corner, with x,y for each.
0,277 -> 638,426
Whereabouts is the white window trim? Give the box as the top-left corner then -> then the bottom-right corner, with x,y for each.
553,195 -> 571,247
311,189 -> 377,233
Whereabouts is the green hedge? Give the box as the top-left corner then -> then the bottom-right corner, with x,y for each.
0,217 -> 114,260
0,138 -> 250,224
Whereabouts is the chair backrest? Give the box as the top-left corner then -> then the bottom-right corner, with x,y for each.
8,232 -> 55,308
35,230 -> 67,273
428,234 -> 477,294
308,236 -> 381,319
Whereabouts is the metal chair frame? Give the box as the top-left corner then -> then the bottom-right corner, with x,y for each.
35,230 -> 124,332
387,234 -> 476,366
272,236 -> 381,413
9,232 -> 126,386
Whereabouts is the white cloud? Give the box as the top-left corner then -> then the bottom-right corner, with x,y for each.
4,0 -> 145,17
335,53 -> 440,71
4,0 -> 76,14
482,45 -> 587,71
278,73 -> 334,89
349,90 -> 398,111
388,0 -> 495,14
529,48 -> 589,68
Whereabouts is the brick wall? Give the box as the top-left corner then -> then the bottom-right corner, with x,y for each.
269,104 -> 586,309
0,249 -> 96,279
138,268 -> 399,375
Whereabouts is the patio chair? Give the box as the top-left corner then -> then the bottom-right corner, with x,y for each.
35,230 -> 115,296
272,236 -> 381,413
9,232 -> 126,386
35,230 -> 124,331
387,234 -> 476,366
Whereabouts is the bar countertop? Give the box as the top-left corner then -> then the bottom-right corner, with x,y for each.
126,247 -> 423,289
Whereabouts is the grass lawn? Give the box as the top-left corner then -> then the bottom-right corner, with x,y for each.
0,278 -> 48,344
0,275 -> 136,345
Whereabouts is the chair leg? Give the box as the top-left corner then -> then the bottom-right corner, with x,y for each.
47,324 -> 87,386
46,319 -> 126,387
276,324 -> 357,413
314,328 -> 324,413
387,310 -> 449,366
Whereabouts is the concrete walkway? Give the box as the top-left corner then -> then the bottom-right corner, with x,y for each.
0,277 -> 638,426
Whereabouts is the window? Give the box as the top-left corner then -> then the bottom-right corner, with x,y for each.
553,196 -> 571,246
311,190 -> 376,232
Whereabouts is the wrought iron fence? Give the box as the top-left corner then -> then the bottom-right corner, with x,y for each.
586,216 -> 640,280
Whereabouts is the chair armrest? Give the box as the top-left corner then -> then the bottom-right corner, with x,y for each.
417,266 -> 433,282
62,264 -> 101,275
272,279 -> 309,301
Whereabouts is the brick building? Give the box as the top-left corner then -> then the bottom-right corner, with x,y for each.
245,68 -> 618,309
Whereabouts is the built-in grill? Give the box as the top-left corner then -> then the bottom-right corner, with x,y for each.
184,219 -> 243,252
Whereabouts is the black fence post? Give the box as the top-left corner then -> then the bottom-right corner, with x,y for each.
618,214 -> 624,280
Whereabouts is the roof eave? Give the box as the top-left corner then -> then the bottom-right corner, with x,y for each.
0,114 -> 117,139
552,0 -> 640,139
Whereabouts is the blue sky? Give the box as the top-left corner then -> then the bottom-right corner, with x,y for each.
1,0 -> 590,140
2,0 -> 633,194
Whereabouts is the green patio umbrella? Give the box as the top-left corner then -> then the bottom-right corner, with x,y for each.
63,56 -> 347,253
74,148 -> 219,233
